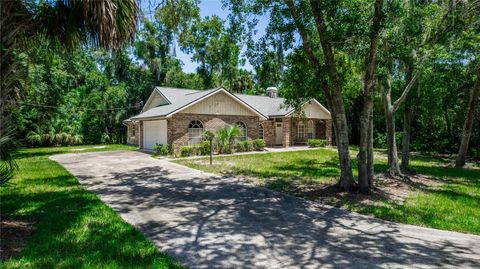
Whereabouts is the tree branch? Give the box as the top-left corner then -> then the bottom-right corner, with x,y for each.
392,70 -> 420,112
284,0 -> 320,67
364,0 -> 384,95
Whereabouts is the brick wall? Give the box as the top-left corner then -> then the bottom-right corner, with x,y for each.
260,120 -> 275,146
126,122 -> 140,146
282,117 -> 291,147
168,113 -> 260,151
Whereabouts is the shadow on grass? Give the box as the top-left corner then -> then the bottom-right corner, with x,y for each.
1,187 -> 181,268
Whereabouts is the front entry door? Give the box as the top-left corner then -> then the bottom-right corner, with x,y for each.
275,123 -> 283,145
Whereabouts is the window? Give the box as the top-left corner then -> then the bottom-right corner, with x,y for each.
298,121 -> 306,139
188,120 -> 204,144
258,124 -> 264,139
236,121 -> 247,141
307,120 -> 314,139
131,124 -> 136,136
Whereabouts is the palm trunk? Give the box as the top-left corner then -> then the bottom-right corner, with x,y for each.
455,68 -> 480,167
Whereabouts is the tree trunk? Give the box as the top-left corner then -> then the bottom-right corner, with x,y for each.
455,68 -> 480,167
401,101 -> 413,171
358,94 -> 373,192
356,0 -> 384,193
286,0 -> 354,190
385,107 -> 400,174
329,89 -> 355,190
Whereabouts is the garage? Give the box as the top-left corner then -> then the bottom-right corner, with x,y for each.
142,120 -> 167,150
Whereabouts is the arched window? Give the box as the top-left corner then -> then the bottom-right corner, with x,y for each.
236,121 -> 247,141
188,120 -> 204,144
258,124 -> 264,139
298,121 -> 306,139
307,120 -> 315,139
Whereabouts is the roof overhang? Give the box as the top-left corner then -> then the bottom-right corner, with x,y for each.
284,99 -> 331,119
140,87 -> 171,113
165,87 -> 268,120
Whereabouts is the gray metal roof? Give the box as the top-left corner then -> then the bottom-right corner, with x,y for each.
129,87 -> 296,120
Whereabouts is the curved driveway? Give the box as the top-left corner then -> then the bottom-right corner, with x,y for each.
51,150 -> 480,268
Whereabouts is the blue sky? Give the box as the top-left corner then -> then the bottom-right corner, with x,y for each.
141,0 -> 269,73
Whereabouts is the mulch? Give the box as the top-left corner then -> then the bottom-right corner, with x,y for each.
282,173 -> 446,207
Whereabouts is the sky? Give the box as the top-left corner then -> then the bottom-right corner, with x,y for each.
141,0 -> 270,73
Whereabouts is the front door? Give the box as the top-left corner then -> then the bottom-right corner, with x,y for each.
275,122 -> 283,145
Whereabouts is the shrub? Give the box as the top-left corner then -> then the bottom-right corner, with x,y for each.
180,145 -> 197,157
72,134 -> 84,145
308,139 -> 327,147
252,139 -> 266,151
26,131 -> 41,146
236,140 -> 253,152
199,140 -> 212,155
154,144 -> 173,156
41,133 -> 54,145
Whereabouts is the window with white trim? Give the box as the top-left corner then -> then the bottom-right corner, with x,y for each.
258,124 -> 264,139
188,120 -> 204,144
236,122 -> 247,141
307,120 -> 314,139
298,121 -> 306,139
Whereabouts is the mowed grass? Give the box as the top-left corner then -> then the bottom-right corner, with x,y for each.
1,144 -> 182,268
175,148 -> 480,234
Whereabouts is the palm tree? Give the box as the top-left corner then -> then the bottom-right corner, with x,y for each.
217,125 -> 241,154
0,0 -> 140,180
1,0 -> 140,131
0,129 -> 18,186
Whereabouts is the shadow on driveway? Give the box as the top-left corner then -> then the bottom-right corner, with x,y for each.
52,151 -> 480,269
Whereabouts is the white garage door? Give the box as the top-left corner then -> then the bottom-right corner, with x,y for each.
143,120 -> 168,150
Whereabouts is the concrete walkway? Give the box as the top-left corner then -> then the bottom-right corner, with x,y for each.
51,150 -> 480,269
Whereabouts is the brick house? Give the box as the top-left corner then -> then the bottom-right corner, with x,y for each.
124,87 -> 332,151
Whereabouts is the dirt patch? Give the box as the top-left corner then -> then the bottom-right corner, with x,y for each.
0,218 -> 35,260
264,173 -> 446,208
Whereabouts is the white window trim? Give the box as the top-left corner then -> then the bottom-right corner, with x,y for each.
258,124 -> 264,139
236,122 -> 247,141
307,120 -> 314,139
188,120 -> 204,145
298,121 -> 306,139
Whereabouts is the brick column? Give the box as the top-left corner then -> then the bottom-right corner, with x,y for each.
139,121 -> 144,149
282,117 -> 291,147
325,119 -> 333,145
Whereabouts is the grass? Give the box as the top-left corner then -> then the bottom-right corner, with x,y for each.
1,144 -> 182,268
175,148 -> 480,235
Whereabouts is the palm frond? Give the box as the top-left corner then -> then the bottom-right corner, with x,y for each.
0,129 -> 18,186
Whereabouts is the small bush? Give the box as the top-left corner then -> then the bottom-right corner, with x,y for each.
252,139 -> 266,151
236,140 -> 253,152
308,139 -> 327,147
220,144 -> 233,154
154,144 -> 173,156
199,140 -> 212,155
72,134 -> 84,145
180,145 -> 197,157
26,131 -> 41,146
41,133 -> 54,145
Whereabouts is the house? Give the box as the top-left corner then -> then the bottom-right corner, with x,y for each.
123,86 -> 332,151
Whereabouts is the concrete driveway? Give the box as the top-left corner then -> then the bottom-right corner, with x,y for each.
51,150 -> 480,269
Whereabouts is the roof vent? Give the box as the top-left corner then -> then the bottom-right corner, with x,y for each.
266,87 -> 278,98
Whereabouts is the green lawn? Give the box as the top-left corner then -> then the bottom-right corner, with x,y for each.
1,144 -> 182,268
175,148 -> 480,234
